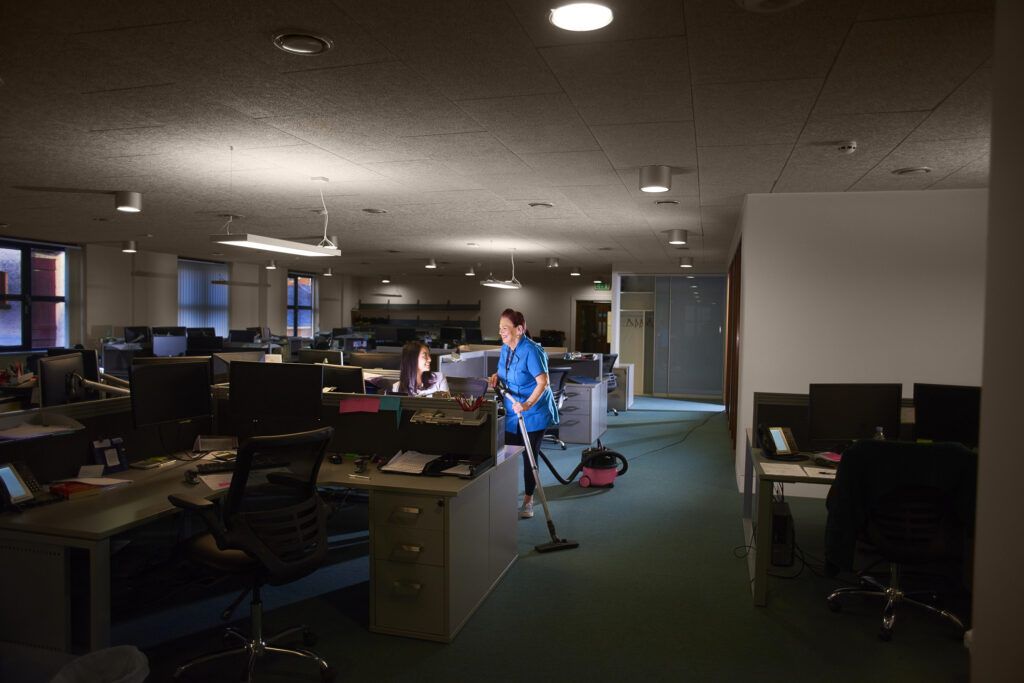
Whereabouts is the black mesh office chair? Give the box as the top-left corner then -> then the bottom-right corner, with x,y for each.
542,367 -> 571,450
824,440 -> 976,641
168,427 -> 336,681
602,353 -> 619,416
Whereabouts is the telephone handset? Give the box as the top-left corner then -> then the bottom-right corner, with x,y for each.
0,462 -> 59,510
757,424 -> 808,462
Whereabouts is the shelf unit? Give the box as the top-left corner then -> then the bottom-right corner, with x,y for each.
353,300 -> 481,329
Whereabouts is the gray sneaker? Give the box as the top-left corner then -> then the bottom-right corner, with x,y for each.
519,501 -> 534,519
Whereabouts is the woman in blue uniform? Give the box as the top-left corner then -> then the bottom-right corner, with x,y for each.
489,308 -> 557,519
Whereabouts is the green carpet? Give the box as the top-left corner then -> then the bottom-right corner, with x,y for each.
141,398 -> 969,681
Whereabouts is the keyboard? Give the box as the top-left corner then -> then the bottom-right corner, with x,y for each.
195,456 -> 290,475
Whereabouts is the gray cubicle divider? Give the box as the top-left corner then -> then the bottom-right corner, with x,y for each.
437,350 -> 488,378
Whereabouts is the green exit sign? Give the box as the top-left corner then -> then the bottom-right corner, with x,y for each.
593,282 -> 611,291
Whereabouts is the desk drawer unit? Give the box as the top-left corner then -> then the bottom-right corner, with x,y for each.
372,492 -> 445,531
373,525 -> 444,567
374,562 -> 445,637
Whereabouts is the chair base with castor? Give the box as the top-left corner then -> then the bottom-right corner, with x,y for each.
826,562 -> 965,642
542,433 -> 567,450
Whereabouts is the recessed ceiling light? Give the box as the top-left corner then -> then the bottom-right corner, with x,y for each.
273,32 -> 334,56
467,242 -> 479,247
656,200 -> 679,205
381,276 -> 391,284
362,208 -> 388,214
593,279 -> 602,284
92,217 -> 109,222
387,249 -> 401,254
549,3 -> 613,31
597,247 -> 612,251
528,201 -> 554,208
891,166 -> 933,176
570,267 -> 582,277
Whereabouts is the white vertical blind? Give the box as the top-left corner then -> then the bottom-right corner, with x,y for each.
178,259 -> 228,336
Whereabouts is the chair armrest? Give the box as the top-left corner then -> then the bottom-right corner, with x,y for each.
168,493 -> 215,511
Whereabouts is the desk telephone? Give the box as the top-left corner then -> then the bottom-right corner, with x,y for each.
0,461 -> 61,509
757,424 -> 808,462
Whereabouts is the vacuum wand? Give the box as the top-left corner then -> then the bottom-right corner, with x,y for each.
495,378 -> 579,553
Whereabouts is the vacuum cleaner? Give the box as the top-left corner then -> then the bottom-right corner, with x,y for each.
536,440 -> 628,488
494,379 -> 579,554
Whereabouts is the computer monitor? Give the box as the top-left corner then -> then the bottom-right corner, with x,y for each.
129,359 -> 212,429
913,383 -> 982,448
229,361 -> 324,436
396,327 -> 417,343
47,348 -> 99,381
211,351 -> 266,383
132,355 -> 212,367
343,351 -> 402,370
374,326 -> 398,343
152,326 -> 186,336
297,349 -> 343,365
187,335 -> 224,352
186,327 -> 216,338
463,328 -> 483,344
152,335 -> 188,357
331,327 -> 353,337
808,383 -> 903,450
38,353 -> 85,406
228,329 -> 259,343
601,353 -> 618,374
124,326 -> 151,344
323,366 -> 365,394
439,327 -> 462,343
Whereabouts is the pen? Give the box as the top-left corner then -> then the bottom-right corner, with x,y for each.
348,473 -> 370,480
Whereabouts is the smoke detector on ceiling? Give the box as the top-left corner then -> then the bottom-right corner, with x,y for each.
273,32 -> 334,56
837,141 -> 857,154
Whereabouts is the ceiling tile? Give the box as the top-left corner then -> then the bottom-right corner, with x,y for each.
694,78 -> 821,147
697,144 -> 791,206
457,93 -> 599,154
590,121 -> 697,169
850,137 -> 990,191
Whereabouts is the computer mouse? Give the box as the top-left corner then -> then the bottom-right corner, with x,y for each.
328,453 -> 343,465
183,469 -> 199,485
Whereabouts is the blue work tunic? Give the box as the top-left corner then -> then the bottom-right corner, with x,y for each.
497,336 -> 558,435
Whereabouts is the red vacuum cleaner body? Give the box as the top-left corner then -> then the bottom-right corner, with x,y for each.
578,441 -> 628,488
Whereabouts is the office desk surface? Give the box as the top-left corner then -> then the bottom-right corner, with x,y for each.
0,446 -> 523,542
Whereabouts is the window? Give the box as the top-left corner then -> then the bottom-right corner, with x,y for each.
286,273 -> 314,338
0,243 -> 68,351
178,259 -> 228,336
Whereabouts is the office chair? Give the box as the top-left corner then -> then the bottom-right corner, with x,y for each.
542,368 -> 571,450
168,427 -> 337,682
602,353 -> 619,416
824,439 -> 976,642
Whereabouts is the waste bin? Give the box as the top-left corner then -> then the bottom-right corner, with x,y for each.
50,646 -> 149,683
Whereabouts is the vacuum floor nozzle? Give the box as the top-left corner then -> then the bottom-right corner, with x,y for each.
536,538 -> 580,553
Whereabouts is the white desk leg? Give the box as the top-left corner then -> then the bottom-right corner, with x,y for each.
753,474 -> 772,606
89,538 -> 111,650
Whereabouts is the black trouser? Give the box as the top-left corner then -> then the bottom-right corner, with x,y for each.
506,428 -> 546,496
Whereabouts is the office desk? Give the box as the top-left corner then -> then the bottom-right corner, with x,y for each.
740,431 -> 833,606
0,447 -> 521,651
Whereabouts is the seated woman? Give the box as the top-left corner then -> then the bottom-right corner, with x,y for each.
395,341 -> 449,396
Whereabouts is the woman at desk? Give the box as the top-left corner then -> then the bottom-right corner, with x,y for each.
489,308 -> 557,519
396,341 -> 449,396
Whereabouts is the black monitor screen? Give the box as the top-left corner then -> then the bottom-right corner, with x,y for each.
344,351 -> 402,370
323,366 -> 365,394
152,335 -> 188,357
439,327 -> 462,342
211,351 -> 265,382
396,327 -> 417,343
913,383 -> 981,448
130,359 -> 212,428
230,361 -> 324,436
152,326 -> 186,336
808,383 -> 902,449
374,326 -> 398,343
297,349 -> 343,365
47,348 -> 99,382
464,328 -> 483,343
186,327 -> 216,338
124,326 -> 151,344
38,353 -> 85,406
228,330 -> 259,343
331,327 -> 352,337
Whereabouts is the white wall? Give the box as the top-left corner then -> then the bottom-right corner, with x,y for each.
972,2 -> 1023,678
735,189 -> 988,488
84,244 -> 133,348
353,273 -> 610,346
227,262 -> 261,330
130,251 -> 178,326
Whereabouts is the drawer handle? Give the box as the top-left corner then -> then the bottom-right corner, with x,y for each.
391,581 -> 422,597
565,392 -> 580,398
391,544 -> 424,561
562,406 -> 579,412
561,419 -> 580,427
390,506 -> 422,523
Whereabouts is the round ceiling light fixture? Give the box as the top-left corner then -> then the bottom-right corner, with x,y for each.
121,240 -> 137,254
891,166 -> 933,176
273,31 -> 334,56
381,276 -> 391,284
114,191 -> 142,213
362,208 -> 388,214
640,165 -> 671,193
549,3 -> 614,31
528,201 -> 554,208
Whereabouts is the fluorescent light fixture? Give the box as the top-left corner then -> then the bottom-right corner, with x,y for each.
211,233 -> 340,257
121,240 -> 137,253
549,3 -> 613,31
115,191 -> 142,213
265,260 -> 277,270
381,276 -> 391,284
323,267 -> 333,277
481,252 -> 522,289
640,165 -> 671,193
425,258 -> 437,269
668,229 -> 687,245
546,257 -> 560,268
570,266 -> 582,277
465,266 -> 476,276
679,256 -> 694,268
